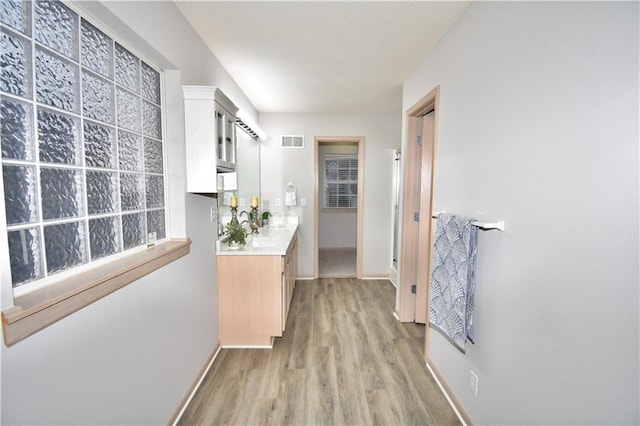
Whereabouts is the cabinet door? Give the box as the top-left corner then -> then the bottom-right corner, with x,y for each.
281,259 -> 288,332
282,238 -> 297,332
225,116 -> 236,169
215,110 -> 225,166
218,255 -> 282,347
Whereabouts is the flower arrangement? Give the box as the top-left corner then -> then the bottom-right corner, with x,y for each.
221,221 -> 248,247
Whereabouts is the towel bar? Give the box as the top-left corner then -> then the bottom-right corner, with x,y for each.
432,212 -> 505,231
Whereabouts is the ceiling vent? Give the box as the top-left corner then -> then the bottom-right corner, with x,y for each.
281,135 -> 304,148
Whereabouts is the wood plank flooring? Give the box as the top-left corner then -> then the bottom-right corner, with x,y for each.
178,278 -> 460,425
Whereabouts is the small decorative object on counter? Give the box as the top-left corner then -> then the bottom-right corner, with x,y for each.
249,206 -> 260,234
222,221 -> 248,249
262,211 -> 271,226
251,196 -> 259,208
229,205 -> 240,227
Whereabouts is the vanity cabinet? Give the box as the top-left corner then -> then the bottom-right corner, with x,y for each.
282,236 -> 298,331
183,86 -> 238,193
217,231 -> 298,347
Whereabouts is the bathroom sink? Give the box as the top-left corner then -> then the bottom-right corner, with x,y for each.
265,223 -> 288,229
250,236 -> 280,248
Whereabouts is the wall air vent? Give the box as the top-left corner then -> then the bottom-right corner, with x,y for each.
281,135 -> 304,148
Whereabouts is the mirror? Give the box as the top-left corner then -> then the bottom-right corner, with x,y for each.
218,127 -> 260,230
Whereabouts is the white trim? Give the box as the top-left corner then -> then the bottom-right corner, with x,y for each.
221,344 -> 273,349
361,275 -> 390,280
170,344 -> 222,426
426,362 -> 468,426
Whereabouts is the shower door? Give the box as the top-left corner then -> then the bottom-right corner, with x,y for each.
392,151 -> 401,269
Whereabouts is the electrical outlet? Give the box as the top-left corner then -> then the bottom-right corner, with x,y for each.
275,198 -> 281,207
301,197 -> 307,207
469,370 -> 478,397
210,206 -> 217,223
239,198 -> 246,207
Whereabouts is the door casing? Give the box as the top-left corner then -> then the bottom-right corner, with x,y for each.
397,86 -> 439,358
313,136 -> 364,279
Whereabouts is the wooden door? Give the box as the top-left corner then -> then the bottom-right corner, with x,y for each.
397,87 -> 439,360
415,112 -> 435,324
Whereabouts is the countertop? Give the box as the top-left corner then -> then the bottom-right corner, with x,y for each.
216,217 -> 298,256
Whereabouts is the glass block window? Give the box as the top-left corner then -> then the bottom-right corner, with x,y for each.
1,0 -> 166,290
324,154 -> 358,209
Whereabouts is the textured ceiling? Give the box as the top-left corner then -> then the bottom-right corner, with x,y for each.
175,1 -> 470,114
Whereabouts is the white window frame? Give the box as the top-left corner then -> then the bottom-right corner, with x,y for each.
323,154 -> 358,210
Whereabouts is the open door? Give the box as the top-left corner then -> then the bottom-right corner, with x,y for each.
397,87 -> 439,357
414,112 -> 436,324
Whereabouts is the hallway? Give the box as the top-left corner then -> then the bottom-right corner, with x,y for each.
178,278 -> 459,425
318,248 -> 356,277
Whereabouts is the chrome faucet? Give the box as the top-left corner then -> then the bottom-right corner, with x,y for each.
240,209 -> 260,234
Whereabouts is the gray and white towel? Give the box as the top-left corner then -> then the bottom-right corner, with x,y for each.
429,213 -> 478,353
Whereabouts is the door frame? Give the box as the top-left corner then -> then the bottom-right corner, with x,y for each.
313,136 -> 364,279
397,86 -> 439,354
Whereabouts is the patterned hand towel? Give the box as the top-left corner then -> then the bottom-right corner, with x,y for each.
429,213 -> 478,353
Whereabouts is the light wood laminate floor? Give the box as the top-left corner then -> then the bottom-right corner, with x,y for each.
178,278 -> 460,425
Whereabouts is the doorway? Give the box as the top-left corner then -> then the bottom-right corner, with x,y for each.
313,137 -> 364,279
397,86 -> 439,357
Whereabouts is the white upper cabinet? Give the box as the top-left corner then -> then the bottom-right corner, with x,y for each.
183,86 -> 238,193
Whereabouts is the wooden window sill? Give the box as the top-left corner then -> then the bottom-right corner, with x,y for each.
2,239 -> 191,347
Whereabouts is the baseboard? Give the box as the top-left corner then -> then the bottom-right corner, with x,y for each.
296,275 -> 315,280
318,274 -> 357,278
168,342 -> 222,425
389,265 -> 398,288
361,274 -> 390,280
296,274 -> 390,280
426,360 -> 473,426
319,247 -> 356,251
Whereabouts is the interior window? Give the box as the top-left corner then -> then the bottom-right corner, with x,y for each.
323,154 -> 358,209
1,0 -> 166,294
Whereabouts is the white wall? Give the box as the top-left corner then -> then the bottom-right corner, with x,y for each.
318,144 -> 358,249
259,113 -> 401,278
402,2 -> 639,424
1,2 -> 257,423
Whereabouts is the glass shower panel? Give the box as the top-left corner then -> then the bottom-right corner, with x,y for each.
392,151 -> 401,268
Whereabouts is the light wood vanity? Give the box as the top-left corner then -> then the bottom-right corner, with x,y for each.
216,222 -> 298,347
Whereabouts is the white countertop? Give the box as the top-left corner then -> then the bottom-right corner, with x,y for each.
216,218 -> 298,256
